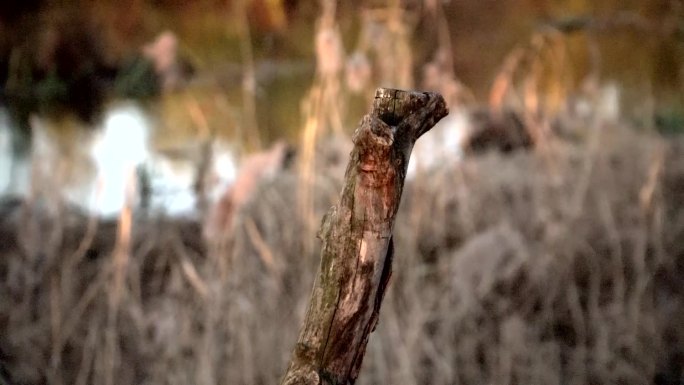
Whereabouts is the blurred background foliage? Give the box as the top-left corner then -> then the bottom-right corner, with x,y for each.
1,0 -> 682,147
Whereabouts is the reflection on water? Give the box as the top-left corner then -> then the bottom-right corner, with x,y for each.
0,109 -> 30,197
1,99 -> 473,217
89,103 -> 150,216
0,103 -> 238,218
0,110 -> 13,193
407,109 -> 468,178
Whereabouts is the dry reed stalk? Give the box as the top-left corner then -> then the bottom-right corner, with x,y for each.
487,29 -> 578,178
640,142 -> 665,213
490,30 -> 570,120
49,274 -> 63,385
178,253 -> 210,299
231,0 -> 261,152
187,96 -> 214,216
104,166 -> 135,385
489,47 -> 525,113
244,216 -> 278,273
386,3 -> 413,89
358,3 -> 414,90
298,84 -> 325,255
74,317 -> 98,385
298,0 -> 345,255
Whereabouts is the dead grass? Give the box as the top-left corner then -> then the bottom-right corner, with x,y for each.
1,124 -> 683,385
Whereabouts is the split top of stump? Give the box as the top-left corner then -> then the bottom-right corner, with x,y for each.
372,88 -> 448,140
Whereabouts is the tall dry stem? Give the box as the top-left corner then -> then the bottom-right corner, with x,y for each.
298,0 -> 345,254
232,0 -> 262,151
104,167 -> 135,385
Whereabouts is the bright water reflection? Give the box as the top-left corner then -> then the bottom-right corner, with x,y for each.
0,103 -> 238,218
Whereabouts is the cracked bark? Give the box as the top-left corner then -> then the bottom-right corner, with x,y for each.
281,88 -> 448,385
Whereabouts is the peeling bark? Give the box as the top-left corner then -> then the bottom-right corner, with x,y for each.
281,88 -> 448,385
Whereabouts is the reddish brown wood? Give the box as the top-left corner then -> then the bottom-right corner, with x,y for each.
281,88 -> 448,385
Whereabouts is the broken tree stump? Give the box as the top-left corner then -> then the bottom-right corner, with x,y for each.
281,88 -> 448,385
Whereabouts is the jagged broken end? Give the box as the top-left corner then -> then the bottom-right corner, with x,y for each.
371,88 -> 449,140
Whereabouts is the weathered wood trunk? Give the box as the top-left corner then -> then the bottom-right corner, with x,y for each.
281,88 -> 448,385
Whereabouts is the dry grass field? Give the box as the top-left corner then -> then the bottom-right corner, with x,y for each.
1,122 -> 683,385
